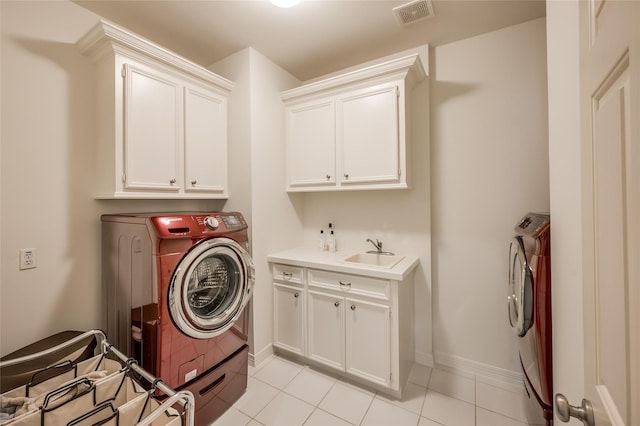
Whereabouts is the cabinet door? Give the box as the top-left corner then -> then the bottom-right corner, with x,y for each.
345,298 -> 391,387
123,63 -> 180,191
338,84 -> 400,185
307,290 -> 344,370
184,86 -> 227,194
273,283 -> 305,355
286,99 -> 336,187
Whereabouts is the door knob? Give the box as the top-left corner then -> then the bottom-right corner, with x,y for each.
555,393 -> 595,426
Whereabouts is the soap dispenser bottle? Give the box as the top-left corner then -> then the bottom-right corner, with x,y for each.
318,230 -> 326,251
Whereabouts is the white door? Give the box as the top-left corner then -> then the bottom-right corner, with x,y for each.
554,1 -> 640,425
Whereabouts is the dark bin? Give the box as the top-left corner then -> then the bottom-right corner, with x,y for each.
0,330 -> 97,392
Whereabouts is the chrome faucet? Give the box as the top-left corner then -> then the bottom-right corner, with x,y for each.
366,238 -> 384,254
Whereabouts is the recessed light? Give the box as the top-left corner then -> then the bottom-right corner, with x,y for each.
270,0 -> 301,8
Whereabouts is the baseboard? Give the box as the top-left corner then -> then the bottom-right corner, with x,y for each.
434,350 -> 525,393
414,350 -> 434,367
249,343 -> 274,368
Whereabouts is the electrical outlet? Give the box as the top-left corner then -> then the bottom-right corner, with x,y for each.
19,248 -> 37,270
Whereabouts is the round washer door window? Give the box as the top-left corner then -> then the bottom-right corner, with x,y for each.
508,236 -> 533,337
169,237 -> 254,339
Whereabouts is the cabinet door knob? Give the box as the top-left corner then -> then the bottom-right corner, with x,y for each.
191,180 -> 197,185
294,292 -> 299,298
169,178 -> 176,184
344,173 -> 349,180
334,301 -> 340,307
350,305 -> 356,311
326,174 -> 331,180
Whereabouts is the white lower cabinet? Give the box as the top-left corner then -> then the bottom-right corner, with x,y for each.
307,289 -> 345,370
272,265 -> 305,356
345,297 -> 391,387
271,262 -> 414,398
273,283 -> 305,356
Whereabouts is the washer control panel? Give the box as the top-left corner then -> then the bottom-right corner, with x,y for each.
151,212 -> 247,237
515,213 -> 550,237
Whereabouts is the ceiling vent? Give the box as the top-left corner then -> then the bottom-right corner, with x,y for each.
393,0 -> 434,26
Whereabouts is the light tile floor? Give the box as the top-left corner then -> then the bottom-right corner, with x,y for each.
213,354 -> 532,426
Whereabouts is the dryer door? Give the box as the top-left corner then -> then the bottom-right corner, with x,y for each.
168,237 -> 254,339
508,236 -> 533,337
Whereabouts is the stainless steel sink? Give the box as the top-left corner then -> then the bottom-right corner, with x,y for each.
343,253 -> 404,268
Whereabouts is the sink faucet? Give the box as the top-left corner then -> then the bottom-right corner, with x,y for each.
366,238 -> 383,254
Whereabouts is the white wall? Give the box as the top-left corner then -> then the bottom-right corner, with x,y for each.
209,48 -> 303,364
0,1 -> 222,356
430,18 -> 549,380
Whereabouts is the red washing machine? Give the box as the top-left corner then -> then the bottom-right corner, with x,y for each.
101,212 -> 254,425
508,213 -> 552,426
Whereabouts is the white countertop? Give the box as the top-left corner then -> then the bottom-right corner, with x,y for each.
267,247 -> 419,281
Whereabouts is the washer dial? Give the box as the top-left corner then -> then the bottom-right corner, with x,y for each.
204,216 -> 220,230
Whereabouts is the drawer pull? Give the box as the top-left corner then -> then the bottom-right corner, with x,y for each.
339,281 -> 351,287
350,304 -> 356,311
283,272 -> 293,280
334,301 -> 340,307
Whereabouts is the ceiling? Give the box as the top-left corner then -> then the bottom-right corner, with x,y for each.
73,0 -> 546,81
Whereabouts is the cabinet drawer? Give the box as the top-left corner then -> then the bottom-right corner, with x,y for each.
308,269 -> 390,301
272,264 -> 304,284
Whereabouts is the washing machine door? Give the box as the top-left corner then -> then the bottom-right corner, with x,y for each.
508,236 -> 533,337
168,237 -> 254,339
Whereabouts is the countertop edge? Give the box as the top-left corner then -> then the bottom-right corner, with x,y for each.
267,248 -> 419,281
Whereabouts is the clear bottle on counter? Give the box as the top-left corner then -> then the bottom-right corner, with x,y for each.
318,230 -> 326,251
327,229 -> 336,253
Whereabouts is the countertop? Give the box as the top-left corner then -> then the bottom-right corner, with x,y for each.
267,247 -> 419,281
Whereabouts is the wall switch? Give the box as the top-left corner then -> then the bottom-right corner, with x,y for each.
19,248 -> 36,270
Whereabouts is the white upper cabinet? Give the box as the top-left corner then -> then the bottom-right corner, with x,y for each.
123,62 -> 181,192
287,99 -> 336,187
282,54 -> 426,192
77,20 -> 233,199
183,85 -> 228,194
338,83 -> 400,185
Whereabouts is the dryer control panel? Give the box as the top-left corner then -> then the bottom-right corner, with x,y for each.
515,213 -> 550,238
